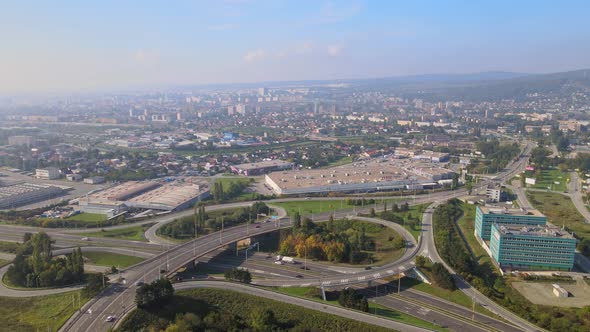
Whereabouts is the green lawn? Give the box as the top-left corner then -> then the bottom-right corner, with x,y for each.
274,198 -> 399,217
83,251 -> 145,268
531,168 -> 570,192
0,241 -> 21,254
65,213 -> 107,223
0,289 -> 90,332
79,223 -> 154,242
400,278 -> 490,315
321,155 -> 354,168
214,177 -> 255,201
0,259 -> 10,267
527,191 -> 590,246
276,287 -> 446,331
391,204 -> 428,240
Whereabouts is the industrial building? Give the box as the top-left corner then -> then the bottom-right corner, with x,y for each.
0,183 -> 64,209
475,206 -> 546,242
35,167 -> 61,180
81,178 -> 210,212
265,159 -> 455,195
8,135 -> 35,147
231,160 -> 294,176
489,223 -> 576,271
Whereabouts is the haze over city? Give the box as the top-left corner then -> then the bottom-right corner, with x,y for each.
1,0 -> 590,94
2,2 -> 590,332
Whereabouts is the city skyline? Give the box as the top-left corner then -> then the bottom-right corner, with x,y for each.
1,0 -> 590,94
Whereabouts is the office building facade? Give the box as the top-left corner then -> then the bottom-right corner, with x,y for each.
489,223 -> 576,271
475,206 -> 546,241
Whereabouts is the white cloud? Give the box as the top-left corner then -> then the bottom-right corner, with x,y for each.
244,49 -> 266,62
327,44 -> 343,56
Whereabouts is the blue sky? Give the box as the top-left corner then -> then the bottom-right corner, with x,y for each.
1,0 -> 589,93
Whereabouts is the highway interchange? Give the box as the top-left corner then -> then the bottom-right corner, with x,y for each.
0,140 -> 546,332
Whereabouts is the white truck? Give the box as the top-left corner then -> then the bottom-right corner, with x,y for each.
281,256 -> 296,264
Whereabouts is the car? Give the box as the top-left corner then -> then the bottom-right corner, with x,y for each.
295,275 -> 303,278
255,225 -> 260,228
274,260 -> 283,265
134,280 -> 144,286
81,237 -> 90,241
105,315 -> 117,322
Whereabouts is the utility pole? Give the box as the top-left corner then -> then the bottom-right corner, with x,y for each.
304,245 -> 307,271
219,216 -> 224,244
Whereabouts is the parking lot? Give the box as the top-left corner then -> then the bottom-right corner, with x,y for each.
512,279 -> 590,308
0,168 -> 103,211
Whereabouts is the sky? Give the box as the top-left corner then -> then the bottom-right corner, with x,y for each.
1,0 -> 590,94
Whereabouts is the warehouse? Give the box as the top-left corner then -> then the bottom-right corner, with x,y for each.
264,159 -> 455,195
231,160 -> 294,176
81,178 -> 210,212
127,179 -> 210,211
0,183 -> 64,209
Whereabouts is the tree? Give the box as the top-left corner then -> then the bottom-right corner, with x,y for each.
369,208 -> 376,217
338,288 -> 369,312
249,308 -> 277,332
415,255 -> 428,268
431,262 -> 456,290
466,182 -> 473,195
135,279 -> 174,308
292,211 -> 302,231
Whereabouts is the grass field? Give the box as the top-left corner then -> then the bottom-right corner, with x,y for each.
0,241 -> 21,254
400,278 -> 489,315
79,223 -> 154,242
119,288 -> 395,332
82,251 -> 145,268
274,198 -> 399,217
65,213 -> 107,223
214,177 -> 255,200
531,168 -> 570,192
276,286 -> 445,331
526,191 -> 590,243
390,204 -> 428,240
0,259 -> 9,267
0,290 -> 90,331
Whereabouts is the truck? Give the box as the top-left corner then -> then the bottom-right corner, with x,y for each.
281,256 -> 296,264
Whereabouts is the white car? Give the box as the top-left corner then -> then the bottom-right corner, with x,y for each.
81,237 -> 90,241
105,315 -> 116,322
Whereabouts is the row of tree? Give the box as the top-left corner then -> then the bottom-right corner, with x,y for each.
160,202 -> 270,239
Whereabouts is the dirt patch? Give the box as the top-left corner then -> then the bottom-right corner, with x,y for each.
512,279 -> 590,308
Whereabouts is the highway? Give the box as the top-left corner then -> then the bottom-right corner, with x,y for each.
1,139 -> 535,331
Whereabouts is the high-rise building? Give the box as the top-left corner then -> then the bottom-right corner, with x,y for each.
258,87 -> 267,96
490,223 -> 576,271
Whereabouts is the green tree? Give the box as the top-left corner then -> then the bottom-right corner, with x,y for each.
249,308 -> 277,332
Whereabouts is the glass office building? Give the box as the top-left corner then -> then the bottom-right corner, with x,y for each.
475,206 -> 547,241
489,223 -> 576,271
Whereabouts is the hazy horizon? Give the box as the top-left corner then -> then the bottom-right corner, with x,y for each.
2,0 -> 589,94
